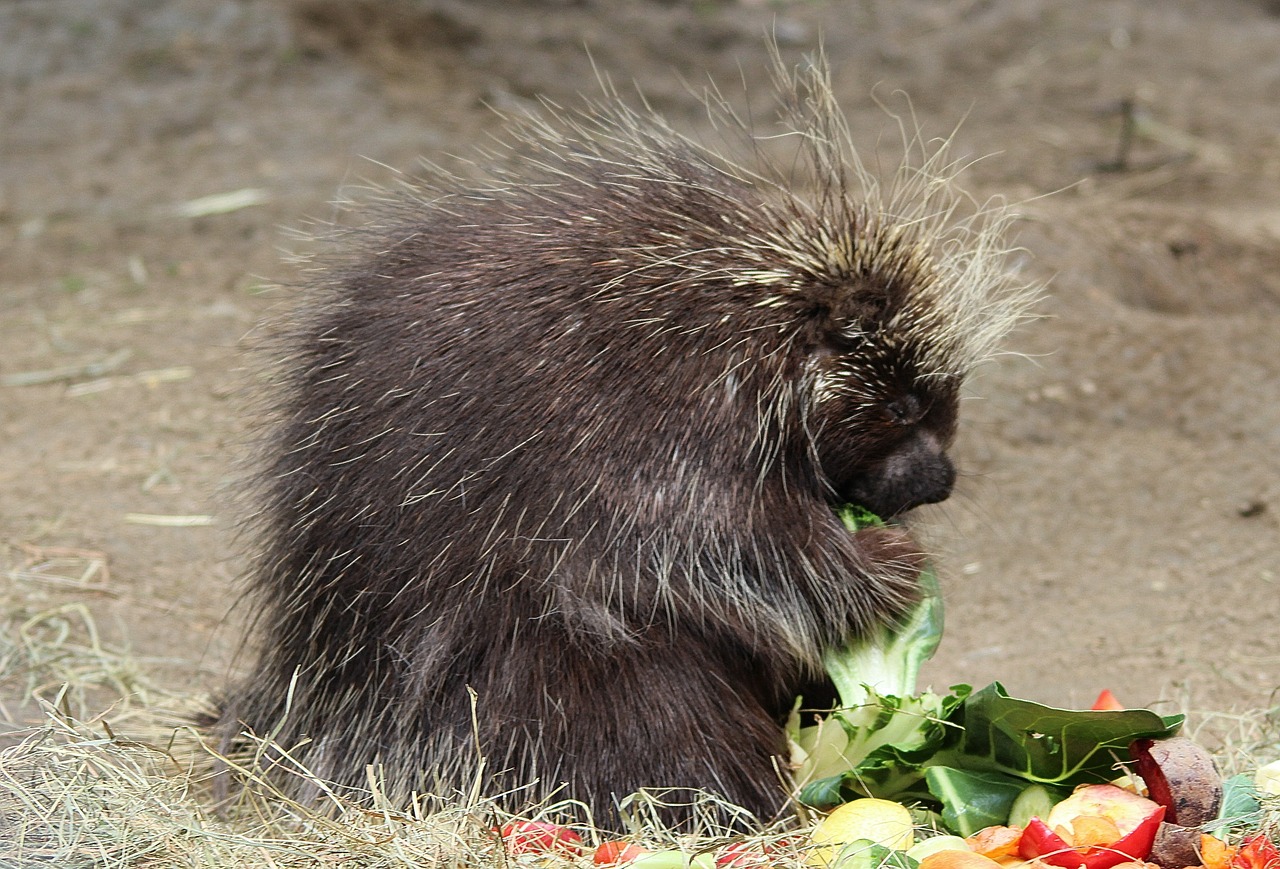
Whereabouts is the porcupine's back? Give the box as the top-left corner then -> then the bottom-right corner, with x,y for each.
220,61 -> 1036,820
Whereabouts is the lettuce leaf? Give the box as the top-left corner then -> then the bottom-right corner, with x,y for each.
792,506 -> 1184,830
824,505 -> 944,707
924,767 -> 1027,836
953,682 -> 1183,786
798,681 -> 1181,818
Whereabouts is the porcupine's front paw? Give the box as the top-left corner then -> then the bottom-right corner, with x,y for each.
851,523 -> 930,612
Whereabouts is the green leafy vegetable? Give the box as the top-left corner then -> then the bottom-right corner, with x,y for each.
1206,773 -> 1264,839
790,507 -> 957,803
799,680 -> 1181,817
923,767 -> 1026,836
824,505 -> 944,707
790,504 -> 1185,834
953,682 -> 1182,786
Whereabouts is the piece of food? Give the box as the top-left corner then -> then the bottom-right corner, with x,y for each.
964,826 -> 1023,860
1091,690 -> 1125,711
714,842 -> 774,868
820,507 -> 944,710
1202,833 -> 1238,869
500,820 -> 585,856
924,767 -> 1027,836
1146,822 -> 1204,869
1090,691 -> 1121,711
1130,737 -> 1223,826
791,506 -> 955,806
628,852 -> 716,869
1207,773 -> 1266,841
1202,833 -> 1280,869
917,851 -> 1006,869
807,798 -> 916,867
1229,834 -> 1280,869
1018,784 -> 1164,869
1253,759 -> 1280,797
1009,784 -> 1063,829
907,836 -> 974,861
595,841 -> 653,865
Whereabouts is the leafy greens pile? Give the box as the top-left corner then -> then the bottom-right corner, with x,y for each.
788,506 -> 1183,835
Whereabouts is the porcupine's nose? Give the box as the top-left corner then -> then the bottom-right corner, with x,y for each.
849,433 -> 956,518
906,451 -> 956,510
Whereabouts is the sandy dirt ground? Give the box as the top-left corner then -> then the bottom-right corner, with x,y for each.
2,0 -> 1278,749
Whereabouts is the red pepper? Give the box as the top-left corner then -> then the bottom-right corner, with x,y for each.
1017,805 -> 1165,869
1232,834 -> 1280,869
594,840 -> 652,866
500,821 -> 585,857
1090,689 -> 1124,711
714,842 -> 773,868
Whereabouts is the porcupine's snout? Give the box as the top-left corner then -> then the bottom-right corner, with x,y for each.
845,428 -> 957,518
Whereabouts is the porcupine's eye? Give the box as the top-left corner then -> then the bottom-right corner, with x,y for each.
884,395 -> 924,427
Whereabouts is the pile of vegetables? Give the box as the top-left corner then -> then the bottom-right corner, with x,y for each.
785,507 -> 1278,869
495,507 -> 1278,869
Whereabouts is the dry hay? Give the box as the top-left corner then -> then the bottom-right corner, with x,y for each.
1,546 -> 1277,868
1,711 -> 508,867
0,706 -> 802,868
0,562 -> 794,867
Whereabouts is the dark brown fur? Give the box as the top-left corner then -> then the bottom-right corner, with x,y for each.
217,66 -> 1031,828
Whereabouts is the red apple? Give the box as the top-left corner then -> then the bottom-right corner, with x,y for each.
1018,784 -> 1164,869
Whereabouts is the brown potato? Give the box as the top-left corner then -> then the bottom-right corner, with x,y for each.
1130,737 -> 1223,827
1146,822 -> 1203,869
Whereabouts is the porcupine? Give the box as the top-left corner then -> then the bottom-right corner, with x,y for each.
216,57 -> 1036,827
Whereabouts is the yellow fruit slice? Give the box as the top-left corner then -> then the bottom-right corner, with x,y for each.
807,799 -> 915,867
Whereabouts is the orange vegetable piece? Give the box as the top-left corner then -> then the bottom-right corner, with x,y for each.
967,826 -> 1024,860
918,850 -> 1007,869
1068,816 -> 1123,848
1199,833 -> 1280,869
1201,834 -> 1238,869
